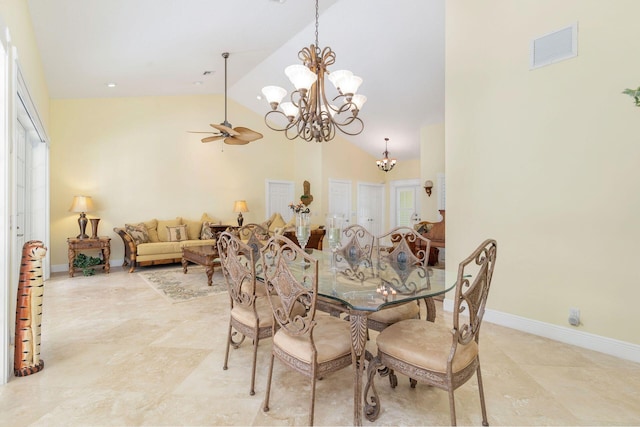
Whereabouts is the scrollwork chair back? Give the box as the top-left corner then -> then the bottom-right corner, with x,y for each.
217,231 -> 271,396
260,234 -> 353,426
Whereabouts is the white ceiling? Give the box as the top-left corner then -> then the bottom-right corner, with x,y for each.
27,0 -> 444,160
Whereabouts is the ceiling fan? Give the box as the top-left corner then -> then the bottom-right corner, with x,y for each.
190,52 -> 263,145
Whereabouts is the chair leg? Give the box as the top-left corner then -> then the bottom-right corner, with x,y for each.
223,321 -> 232,370
263,353 -> 275,413
476,364 -> 489,426
250,334 -> 259,396
448,389 -> 457,426
309,374 -> 317,426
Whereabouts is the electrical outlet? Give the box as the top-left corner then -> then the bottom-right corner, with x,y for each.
568,307 -> 580,326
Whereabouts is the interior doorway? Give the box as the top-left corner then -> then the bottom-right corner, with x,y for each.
328,179 -> 352,226
356,182 -> 385,236
390,179 -> 421,227
265,180 -> 295,222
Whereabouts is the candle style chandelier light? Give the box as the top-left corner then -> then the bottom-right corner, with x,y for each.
376,138 -> 396,172
261,0 -> 366,142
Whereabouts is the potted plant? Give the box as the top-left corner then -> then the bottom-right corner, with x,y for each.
73,253 -> 102,276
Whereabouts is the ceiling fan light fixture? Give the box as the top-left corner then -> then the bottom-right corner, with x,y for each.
189,52 -> 263,146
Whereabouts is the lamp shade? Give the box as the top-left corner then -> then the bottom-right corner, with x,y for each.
233,200 -> 249,213
285,64 -> 317,91
262,85 -> 287,106
69,195 -> 94,213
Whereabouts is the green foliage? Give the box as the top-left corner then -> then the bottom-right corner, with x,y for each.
622,86 -> 640,107
73,253 -> 102,276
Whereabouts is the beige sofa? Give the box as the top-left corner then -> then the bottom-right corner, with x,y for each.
113,213 -> 219,272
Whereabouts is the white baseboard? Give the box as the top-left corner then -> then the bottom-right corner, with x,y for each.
443,299 -> 640,364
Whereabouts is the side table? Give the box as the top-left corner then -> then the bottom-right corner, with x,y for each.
67,237 -> 111,277
208,224 -> 238,235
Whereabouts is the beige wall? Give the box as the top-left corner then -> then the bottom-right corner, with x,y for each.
420,123 -> 445,222
0,0 -> 49,130
49,94 -> 395,266
446,0 -> 640,344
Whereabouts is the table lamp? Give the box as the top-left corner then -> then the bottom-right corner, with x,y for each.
233,200 -> 248,226
69,195 -> 94,239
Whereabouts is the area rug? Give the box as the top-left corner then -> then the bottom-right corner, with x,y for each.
138,266 -> 227,303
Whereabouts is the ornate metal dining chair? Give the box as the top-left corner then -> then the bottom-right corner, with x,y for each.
236,223 -> 272,292
368,226 -> 434,332
336,224 -> 375,269
217,231 -> 273,396
260,235 -> 353,426
364,239 -> 498,426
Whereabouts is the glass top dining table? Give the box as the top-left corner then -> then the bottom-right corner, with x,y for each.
279,248 -> 457,426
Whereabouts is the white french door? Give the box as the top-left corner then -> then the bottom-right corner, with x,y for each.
265,180 -> 295,222
390,179 -> 421,227
328,179 -> 352,226
357,182 -> 385,236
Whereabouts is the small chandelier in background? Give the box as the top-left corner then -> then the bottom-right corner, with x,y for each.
376,138 -> 396,172
261,0 -> 366,142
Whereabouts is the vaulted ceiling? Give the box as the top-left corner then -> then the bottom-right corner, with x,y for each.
27,0 -> 444,160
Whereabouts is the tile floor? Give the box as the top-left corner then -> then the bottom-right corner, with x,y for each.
1,266 -> 639,426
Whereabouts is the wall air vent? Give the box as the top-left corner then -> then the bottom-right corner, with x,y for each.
530,22 -> 577,70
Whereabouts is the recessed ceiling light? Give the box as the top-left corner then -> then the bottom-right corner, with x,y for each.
270,0 -> 286,3
256,95 -> 263,100
193,81 -> 203,86
106,83 -> 116,88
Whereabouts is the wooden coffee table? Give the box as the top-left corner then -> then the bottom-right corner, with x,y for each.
181,245 -> 219,286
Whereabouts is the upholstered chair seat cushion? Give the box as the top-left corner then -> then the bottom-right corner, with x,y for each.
273,315 -> 352,364
367,301 -> 420,324
376,318 -> 478,374
231,296 -> 276,328
231,295 -> 305,328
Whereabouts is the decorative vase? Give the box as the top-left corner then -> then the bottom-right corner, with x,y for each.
295,212 -> 311,252
90,218 -> 100,239
326,214 -> 344,270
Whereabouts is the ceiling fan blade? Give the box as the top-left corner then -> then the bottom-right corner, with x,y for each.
202,135 -> 225,143
232,127 -> 264,142
224,136 -> 250,145
210,123 -> 240,136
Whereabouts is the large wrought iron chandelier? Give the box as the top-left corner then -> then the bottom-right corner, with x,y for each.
261,0 -> 366,142
376,138 -> 396,172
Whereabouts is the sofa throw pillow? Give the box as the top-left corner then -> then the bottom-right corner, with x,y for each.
201,212 -> 217,224
125,223 -> 150,245
182,218 -> 202,240
157,218 -> 181,241
200,222 -> 216,240
144,219 -> 159,242
167,224 -> 188,242
268,213 -> 286,232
